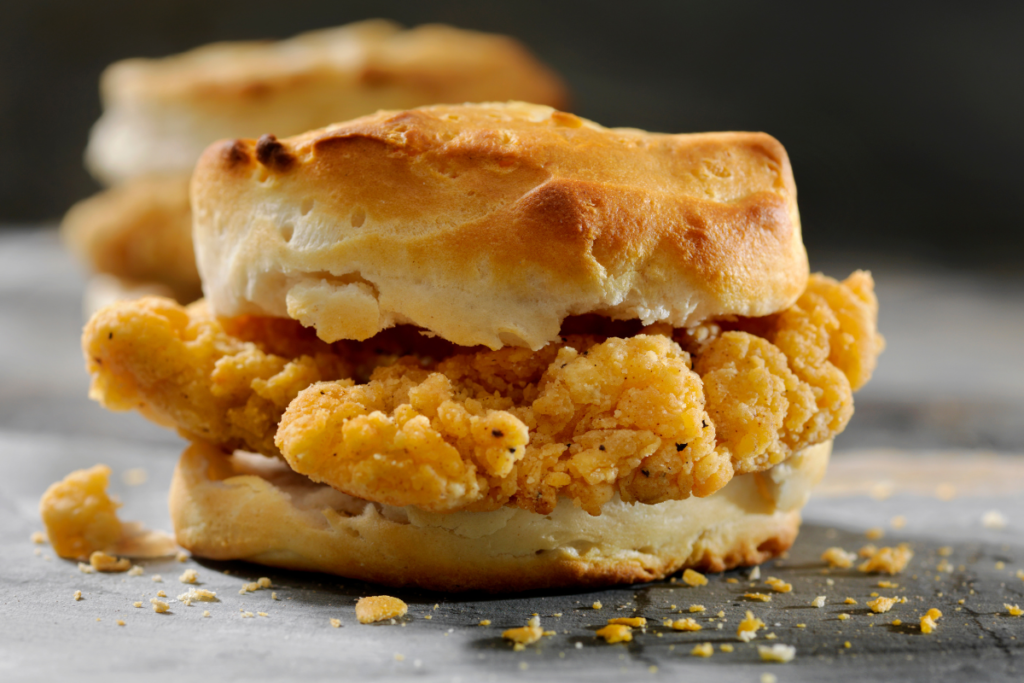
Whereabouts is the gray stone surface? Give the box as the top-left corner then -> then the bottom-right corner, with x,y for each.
2,229 -> 1023,681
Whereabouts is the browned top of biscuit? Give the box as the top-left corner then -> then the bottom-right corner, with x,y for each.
192,102 -> 808,349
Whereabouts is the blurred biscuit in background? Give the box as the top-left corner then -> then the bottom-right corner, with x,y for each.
62,19 -> 568,310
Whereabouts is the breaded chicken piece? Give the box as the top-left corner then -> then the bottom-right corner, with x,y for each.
84,297 -> 350,456
83,272 -> 881,516
61,175 -> 201,303
277,335 -> 723,514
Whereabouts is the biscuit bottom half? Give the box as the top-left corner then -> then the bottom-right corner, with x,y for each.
170,439 -> 831,592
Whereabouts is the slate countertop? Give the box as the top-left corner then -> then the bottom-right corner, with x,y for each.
2,228 -> 1022,682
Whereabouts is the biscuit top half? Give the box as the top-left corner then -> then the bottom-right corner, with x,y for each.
192,102 -> 808,350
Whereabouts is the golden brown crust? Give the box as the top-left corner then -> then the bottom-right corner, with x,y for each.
86,21 -> 568,184
169,440 -> 829,592
192,102 -> 808,350
61,174 -> 201,302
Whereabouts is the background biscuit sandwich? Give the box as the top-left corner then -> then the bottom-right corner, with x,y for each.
81,102 -> 883,591
60,21 -> 568,310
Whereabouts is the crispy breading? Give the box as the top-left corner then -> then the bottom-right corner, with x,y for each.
82,272 -> 881,515
83,297 -> 350,457
40,465 -> 122,561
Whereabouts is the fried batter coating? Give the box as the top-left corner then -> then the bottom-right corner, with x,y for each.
83,271 -> 881,515
83,297 -> 350,456
277,335 -> 723,514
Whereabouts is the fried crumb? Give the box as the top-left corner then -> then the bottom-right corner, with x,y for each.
257,577 -> 271,589
838,613 -> 850,621
127,565 -> 144,576
31,531 -> 47,544
177,588 -> 217,606
765,633 -> 777,640
689,605 -> 706,613
737,610 -> 765,642
175,550 -> 188,563
982,510 -> 1008,529
669,618 -> 702,632
133,602 -> 142,608
505,624 -> 544,648
330,618 -> 341,628
892,619 -> 902,626
796,624 -> 806,628
150,598 -> 169,614
179,568 -> 199,584
74,590 -> 82,601
77,562 -> 94,574
821,547 -> 856,568
765,577 -> 792,593
749,566 -> 761,580
241,612 -> 254,618
844,598 -> 857,605
690,643 -> 713,657
844,641 -> 851,649
89,550 -> 131,573
355,596 -> 407,624
717,611 -> 725,618
859,545 -> 913,574
596,624 -> 632,643
258,612 -> 269,617
826,578 -> 835,586
995,561 -> 1006,570
528,616 -> 541,628
890,515 -> 906,529
272,592 -> 279,600
937,559 -> 953,573
720,644 -> 734,653
116,620 -> 125,626
758,644 -> 796,663
203,611 -> 211,618
479,620 -> 492,626
608,617 -> 646,627
744,593 -> 772,602
761,674 -> 777,683
40,465 -> 122,561
726,578 -> 739,584
920,608 -> 942,633
683,569 -> 708,587
868,596 -> 899,613
937,546 -> 952,557
1005,604 -> 1023,617
151,575 -> 162,582
858,544 -> 878,558
877,580 -> 898,588
865,527 -> 885,540
423,615 -> 432,620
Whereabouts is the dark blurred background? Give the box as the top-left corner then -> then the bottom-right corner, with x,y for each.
2,0 -> 1022,268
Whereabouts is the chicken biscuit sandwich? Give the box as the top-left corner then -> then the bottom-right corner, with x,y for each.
82,102 -> 883,591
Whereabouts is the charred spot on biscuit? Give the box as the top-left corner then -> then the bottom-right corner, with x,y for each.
221,139 -> 252,167
255,134 -> 295,171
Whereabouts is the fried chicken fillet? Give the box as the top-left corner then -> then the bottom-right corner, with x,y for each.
80,103 -> 883,591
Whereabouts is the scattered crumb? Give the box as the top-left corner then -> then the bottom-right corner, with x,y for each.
982,510 -> 1008,529
920,608 -> 942,634
133,601 -> 142,608
592,601 -> 603,610
858,544 -> 878,558
821,547 -> 856,569
937,546 -> 952,557
648,665 -> 657,673
178,568 -> 199,584
257,577 -> 271,589
936,559 -> 953,573
77,562 -> 94,574
689,605 -> 705,613
870,481 -> 894,500
122,468 -> 147,486
1016,569 -> 1024,581
608,617 -> 646,627
838,613 -> 850,621
355,596 -> 407,624
958,599 -> 965,605
595,624 -> 632,644
865,527 -> 885,540
156,590 -> 166,598
765,632 -> 777,640
151,575 -> 162,583
844,641 -> 851,649
877,580 -> 898,588
690,643 -> 713,658
423,615 -> 432,620
127,565 -> 144,576
394,654 -> 404,662
479,620 -> 492,626
177,588 -> 217,606
758,644 -> 796,663
552,613 -> 562,617
528,616 -> 540,628
272,592 -> 279,600
749,566 -> 761,580
30,531 -> 47,544
935,483 -> 956,500
761,674 -> 777,683
39,465 -> 122,561
995,561 -> 1006,571
868,596 -> 900,613
766,577 -> 792,593
241,612 -> 254,618
1005,604 -> 1023,617
73,590 -> 82,601
683,569 -> 708,587
203,611 -> 210,618
330,618 -> 341,628
844,598 -> 858,605
737,610 -> 765,642
116,620 -> 125,626
725,578 -> 739,584
890,515 -> 906,529
720,644 -> 734,653
669,618 -> 702,632
89,551 -> 131,573
892,619 -> 902,626
258,612 -> 269,617
796,624 -> 806,629
717,611 -> 725,618
744,593 -> 772,602
826,578 -> 835,586
150,599 -> 169,614
859,545 -> 913,574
